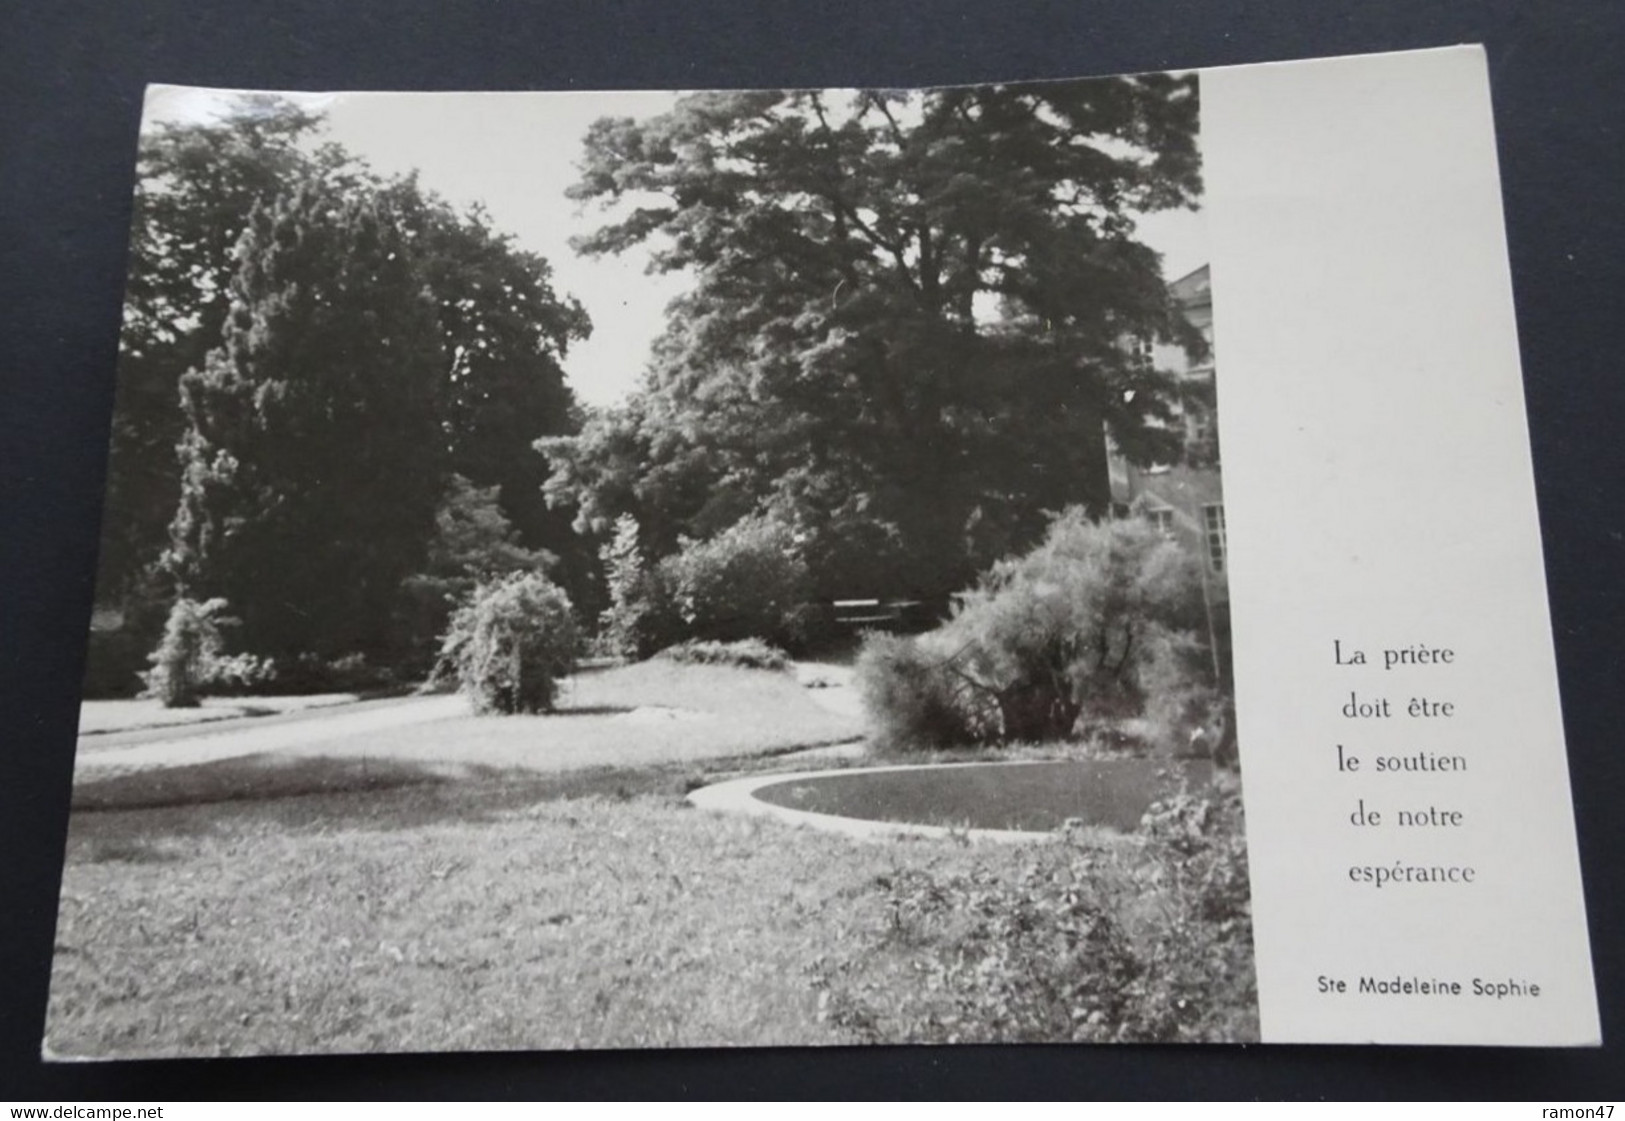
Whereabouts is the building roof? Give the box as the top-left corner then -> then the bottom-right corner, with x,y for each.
1169,263 -> 1210,306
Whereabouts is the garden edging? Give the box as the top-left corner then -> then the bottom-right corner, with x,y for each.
686,761 -> 1060,844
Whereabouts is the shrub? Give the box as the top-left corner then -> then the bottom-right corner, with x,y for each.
1137,676 -> 1227,759
139,598 -> 274,706
229,651 -> 394,697
810,784 -> 1257,1044
658,513 -> 810,648
952,511 -> 1203,740
856,510 -> 1213,748
854,632 -> 983,752
201,651 -> 280,695
438,572 -> 578,714
655,638 -> 791,672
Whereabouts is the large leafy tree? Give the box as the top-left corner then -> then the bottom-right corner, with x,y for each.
383,186 -> 594,602
545,76 -> 1204,600
365,184 -> 590,522
167,181 -> 449,663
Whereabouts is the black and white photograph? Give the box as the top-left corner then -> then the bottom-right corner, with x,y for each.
48,71 -> 1252,1058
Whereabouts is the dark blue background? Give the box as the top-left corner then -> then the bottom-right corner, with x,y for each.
3,0 -> 1621,1099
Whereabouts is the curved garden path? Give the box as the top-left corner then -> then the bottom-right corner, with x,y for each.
73,661 -> 867,780
74,694 -> 471,773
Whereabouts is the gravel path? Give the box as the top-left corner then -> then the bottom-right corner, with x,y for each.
76,693 -> 361,736
73,694 -> 470,774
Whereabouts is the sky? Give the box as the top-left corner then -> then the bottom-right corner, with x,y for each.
143,84 -> 1208,408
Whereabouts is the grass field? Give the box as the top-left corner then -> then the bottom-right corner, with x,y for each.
52,661 -> 878,1055
294,661 -> 859,767
73,661 -> 863,781
49,661 -> 1255,1056
48,764 -> 983,1057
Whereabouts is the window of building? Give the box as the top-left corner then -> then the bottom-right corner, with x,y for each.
1147,507 -> 1175,536
1187,408 -> 1214,446
1131,334 -> 1154,369
1202,503 -> 1227,572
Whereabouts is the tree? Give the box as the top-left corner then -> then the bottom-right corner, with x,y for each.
596,513 -> 667,659
167,180 -> 449,664
544,77 -> 1205,600
414,474 -> 554,595
99,99 -> 593,682
99,98 -> 341,610
88,101 -> 343,693
402,474 -> 554,663
382,186 -> 592,584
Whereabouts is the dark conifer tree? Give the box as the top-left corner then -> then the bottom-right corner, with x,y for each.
168,182 -> 448,664
103,103 -> 593,682
86,101 -> 336,692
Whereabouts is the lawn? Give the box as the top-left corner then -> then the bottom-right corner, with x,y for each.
49,663 -> 1256,1056
295,661 -> 862,770
73,661 -> 863,782
48,762 -> 981,1057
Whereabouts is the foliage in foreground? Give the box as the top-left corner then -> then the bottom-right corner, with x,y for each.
655,638 -> 790,672
856,510 -> 1216,751
811,784 -> 1257,1044
439,572 -> 578,714
52,764 -> 1254,1057
49,786 -> 893,1056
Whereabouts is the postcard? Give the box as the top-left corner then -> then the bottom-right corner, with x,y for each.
46,44 -> 1598,1057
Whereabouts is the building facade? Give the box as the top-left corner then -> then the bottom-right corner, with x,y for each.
1108,263 -> 1230,683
